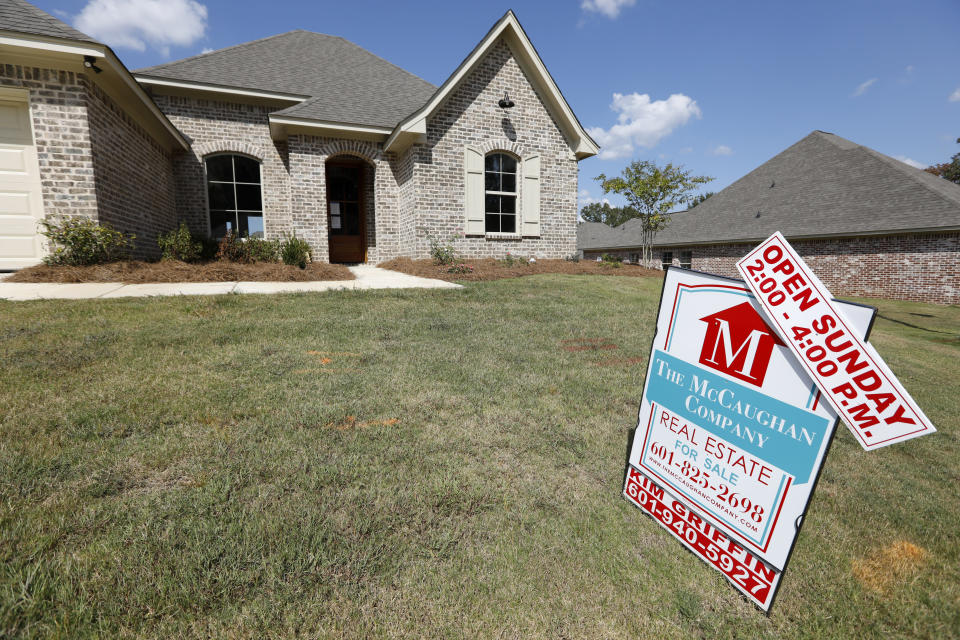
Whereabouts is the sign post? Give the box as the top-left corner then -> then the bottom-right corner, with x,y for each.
623,266 -> 876,611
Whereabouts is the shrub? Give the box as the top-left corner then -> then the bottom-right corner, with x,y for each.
499,251 -> 522,267
215,231 -> 248,263
425,230 -> 459,265
565,253 -> 581,263
446,263 -> 474,274
601,253 -> 623,263
41,217 -> 133,266
157,222 -> 203,262
280,233 -> 311,269
245,237 -> 281,263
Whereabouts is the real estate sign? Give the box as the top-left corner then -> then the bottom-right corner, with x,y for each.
623,267 -> 876,611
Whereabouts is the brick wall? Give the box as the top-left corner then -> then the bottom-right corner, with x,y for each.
584,232 -> 960,304
150,94 -> 292,240
85,81 -> 177,258
412,38 -> 579,260
0,64 -> 98,221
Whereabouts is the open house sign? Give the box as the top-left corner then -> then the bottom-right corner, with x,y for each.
622,234 -> 935,612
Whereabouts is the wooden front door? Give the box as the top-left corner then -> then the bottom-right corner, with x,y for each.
326,162 -> 365,263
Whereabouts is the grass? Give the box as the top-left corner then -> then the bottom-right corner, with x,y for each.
0,275 -> 957,638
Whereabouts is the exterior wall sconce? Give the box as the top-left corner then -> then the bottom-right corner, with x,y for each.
498,91 -> 515,109
83,56 -> 103,73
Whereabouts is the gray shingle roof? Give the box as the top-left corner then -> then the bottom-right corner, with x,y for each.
579,131 -> 960,251
0,0 -> 96,42
135,30 -> 437,129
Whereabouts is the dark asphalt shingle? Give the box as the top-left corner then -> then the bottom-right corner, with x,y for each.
135,30 -> 437,129
0,0 -> 95,42
579,131 -> 960,251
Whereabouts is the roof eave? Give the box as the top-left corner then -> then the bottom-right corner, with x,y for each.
134,74 -> 310,104
268,115 -> 393,142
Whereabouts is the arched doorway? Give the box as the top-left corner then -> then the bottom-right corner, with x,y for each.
326,156 -> 368,263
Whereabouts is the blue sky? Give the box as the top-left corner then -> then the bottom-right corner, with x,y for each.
39,0 -> 960,210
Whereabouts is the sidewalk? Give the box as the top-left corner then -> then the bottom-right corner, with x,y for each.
0,265 -> 461,301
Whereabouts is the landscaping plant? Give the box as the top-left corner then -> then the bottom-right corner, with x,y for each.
425,230 -> 459,265
40,217 -> 133,266
157,222 -> 203,263
281,233 -> 312,269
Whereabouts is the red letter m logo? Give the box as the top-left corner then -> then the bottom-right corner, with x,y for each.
698,302 -> 783,387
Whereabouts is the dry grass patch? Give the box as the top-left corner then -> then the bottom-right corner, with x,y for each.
379,257 -> 659,281
6,260 -> 354,283
852,541 -> 929,593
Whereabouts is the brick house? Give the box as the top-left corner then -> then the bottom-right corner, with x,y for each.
579,131 -> 960,304
0,0 -> 598,268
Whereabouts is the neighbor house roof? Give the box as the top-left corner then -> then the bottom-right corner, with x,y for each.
135,30 -> 437,130
579,131 -> 960,251
0,0 -> 95,43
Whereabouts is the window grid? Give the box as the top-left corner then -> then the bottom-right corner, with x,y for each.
206,155 -> 263,239
484,152 -> 518,234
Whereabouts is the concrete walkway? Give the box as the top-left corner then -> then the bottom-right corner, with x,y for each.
0,265 -> 461,301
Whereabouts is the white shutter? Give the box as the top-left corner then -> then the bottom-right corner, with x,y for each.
522,154 -> 540,237
464,146 -> 485,235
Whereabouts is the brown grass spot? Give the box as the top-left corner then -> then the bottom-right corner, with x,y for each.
852,540 -> 928,593
326,416 -> 399,431
590,356 -> 645,367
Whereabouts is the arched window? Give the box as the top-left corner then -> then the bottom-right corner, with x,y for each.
484,152 -> 517,233
205,154 -> 263,238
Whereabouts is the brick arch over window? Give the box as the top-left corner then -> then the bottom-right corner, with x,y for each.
478,139 -> 526,157
192,141 -> 266,162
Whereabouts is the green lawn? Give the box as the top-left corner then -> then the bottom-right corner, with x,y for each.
1,275 -> 957,638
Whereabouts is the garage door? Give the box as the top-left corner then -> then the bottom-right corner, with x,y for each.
0,95 -> 46,269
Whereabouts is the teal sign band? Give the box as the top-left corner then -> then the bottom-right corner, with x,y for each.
646,350 -> 829,483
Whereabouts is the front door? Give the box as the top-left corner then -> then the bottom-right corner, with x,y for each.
326,163 -> 365,263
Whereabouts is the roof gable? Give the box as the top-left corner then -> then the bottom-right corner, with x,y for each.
383,11 -> 599,159
0,0 -> 95,43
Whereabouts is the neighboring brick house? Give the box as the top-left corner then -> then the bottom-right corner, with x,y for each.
0,0 -> 598,268
579,131 -> 960,304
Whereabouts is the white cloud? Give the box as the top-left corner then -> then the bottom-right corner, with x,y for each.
75,0 -> 208,56
578,189 -> 609,207
950,88 -> 960,102
201,47 -> 214,54
587,93 -> 702,160
710,145 -> 733,156
581,0 -> 636,19
852,78 -> 877,97
894,155 -> 925,169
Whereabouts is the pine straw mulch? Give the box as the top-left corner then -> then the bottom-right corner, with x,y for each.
379,258 -> 660,282
5,260 -> 355,283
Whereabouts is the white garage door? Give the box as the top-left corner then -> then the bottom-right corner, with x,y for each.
0,95 -> 46,269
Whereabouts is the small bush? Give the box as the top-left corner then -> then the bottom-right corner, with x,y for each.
601,253 -> 623,263
499,251 -> 523,267
446,263 -> 473,274
41,217 -> 133,266
425,230 -> 459,265
281,233 -> 312,269
157,222 -> 203,262
216,231 -> 248,263
245,237 -> 281,263
565,253 -> 581,263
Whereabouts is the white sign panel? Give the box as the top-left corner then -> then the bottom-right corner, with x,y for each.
736,232 -> 936,450
623,268 -> 875,610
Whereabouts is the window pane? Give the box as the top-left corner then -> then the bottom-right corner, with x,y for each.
235,184 -> 262,211
500,195 -> 516,214
485,171 -> 500,192
206,156 -> 233,182
208,181 -> 234,210
485,213 -> 499,233
210,210 -> 234,239
501,173 -> 516,193
501,154 -> 517,173
485,194 -> 500,214
501,213 -> 516,234
485,154 -> 500,172
238,214 -> 264,238
234,156 -> 260,184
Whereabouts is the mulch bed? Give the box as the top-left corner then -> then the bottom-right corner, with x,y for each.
379,257 -> 660,282
5,260 -> 355,283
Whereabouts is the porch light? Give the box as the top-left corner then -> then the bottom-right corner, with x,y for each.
498,91 -> 515,109
83,56 -> 103,73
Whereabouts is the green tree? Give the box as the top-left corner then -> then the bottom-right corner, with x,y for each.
688,191 -> 715,208
595,161 -> 713,267
579,202 -> 638,227
924,137 -> 960,185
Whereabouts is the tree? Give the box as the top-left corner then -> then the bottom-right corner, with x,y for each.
579,202 -> 638,227
595,161 -> 713,267
688,191 -> 715,208
925,138 -> 960,185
